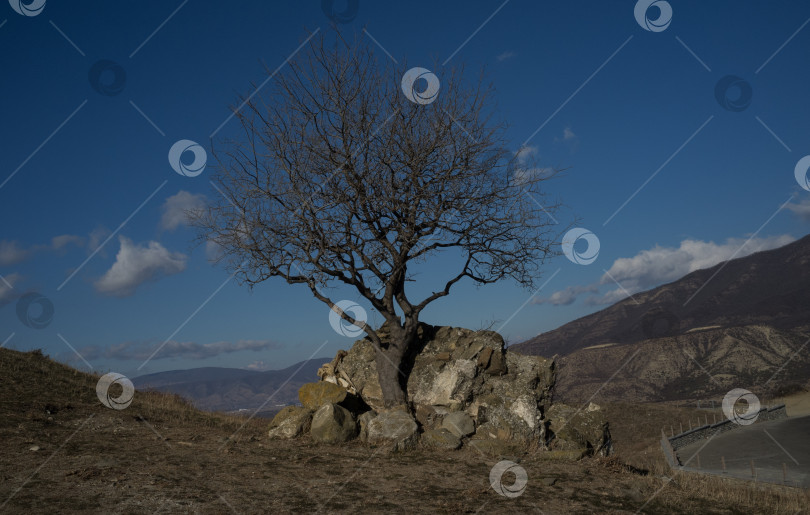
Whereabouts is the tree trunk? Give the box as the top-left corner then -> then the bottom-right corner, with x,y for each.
375,321 -> 420,408
375,344 -> 408,408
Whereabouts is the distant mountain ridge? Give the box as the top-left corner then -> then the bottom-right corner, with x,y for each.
513,234 -> 810,357
133,358 -> 329,414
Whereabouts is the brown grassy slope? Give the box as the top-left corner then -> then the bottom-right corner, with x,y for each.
0,347 -> 807,514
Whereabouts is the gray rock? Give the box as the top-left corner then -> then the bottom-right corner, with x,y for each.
366,410 -> 418,451
357,410 -> 377,442
421,428 -> 462,450
441,411 -> 475,437
267,406 -> 312,439
310,403 -> 357,444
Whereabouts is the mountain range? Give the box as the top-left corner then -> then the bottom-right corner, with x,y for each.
512,234 -> 810,403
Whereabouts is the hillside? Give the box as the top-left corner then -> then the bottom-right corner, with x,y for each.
514,234 -> 810,357
1,346 -> 807,513
133,359 -> 327,414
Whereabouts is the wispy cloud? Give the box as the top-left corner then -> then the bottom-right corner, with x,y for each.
78,339 -> 282,361
496,50 -> 515,62
0,273 -> 23,306
95,236 -> 187,297
537,234 -> 795,307
160,190 -> 206,231
786,197 -> 810,221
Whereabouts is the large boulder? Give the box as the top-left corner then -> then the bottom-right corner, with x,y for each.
441,411 -> 475,438
366,410 -> 419,451
421,428 -> 462,450
546,402 -> 612,457
309,403 -> 357,444
267,406 -> 312,439
298,381 -> 365,412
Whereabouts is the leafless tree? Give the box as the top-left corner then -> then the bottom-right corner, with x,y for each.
196,32 -> 562,408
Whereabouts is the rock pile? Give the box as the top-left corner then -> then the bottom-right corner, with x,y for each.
268,324 -> 611,457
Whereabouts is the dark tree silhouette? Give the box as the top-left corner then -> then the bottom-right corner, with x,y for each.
196,32 -> 562,408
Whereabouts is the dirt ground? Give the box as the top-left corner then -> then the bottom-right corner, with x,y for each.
1,348 -> 808,514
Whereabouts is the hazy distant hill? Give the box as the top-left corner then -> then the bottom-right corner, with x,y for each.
512,234 -> 810,403
514,234 -> 810,357
133,358 -> 329,414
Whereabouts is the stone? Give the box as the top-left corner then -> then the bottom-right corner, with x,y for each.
357,410 -> 377,442
467,438 -> 519,457
309,403 -> 357,444
267,406 -> 312,439
441,411 -> 475,437
414,404 -> 440,430
298,381 -> 364,412
421,428 -> 461,450
542,477 -> 557,486
366,410 -> 419,451
546,403 -> 612,457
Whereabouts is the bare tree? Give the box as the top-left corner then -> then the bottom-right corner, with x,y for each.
196,32 -> 562,408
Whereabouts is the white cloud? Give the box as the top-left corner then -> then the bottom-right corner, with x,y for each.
0,241 -> 30,266
51,234 -> 84,250
496,51 -> 515,62
539,234 -> 796,307
0,273 -> 22,305
533,284 -> 597,305
599,234 -> 795,294
95,236 -> 187,297
81,339 -> 281,361
244,360 -> 271,371
510,146 -> 553,185
786,198 -> 810,221
160,190 -> 206,231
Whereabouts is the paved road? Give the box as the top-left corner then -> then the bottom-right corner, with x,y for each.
676,415 -> 810,487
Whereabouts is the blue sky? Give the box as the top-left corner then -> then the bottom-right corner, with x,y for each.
2,1 -> 809,378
